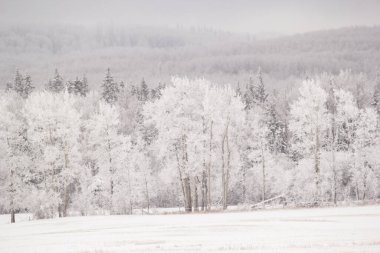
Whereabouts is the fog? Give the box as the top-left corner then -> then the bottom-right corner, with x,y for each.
1,0 -> 380,34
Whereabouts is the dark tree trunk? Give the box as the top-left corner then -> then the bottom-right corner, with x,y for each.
201,171 -> 207,211
11,209 -> 15,223
194,177 -> 199,212
184,177 -> 192,212
62,187 -> 69,217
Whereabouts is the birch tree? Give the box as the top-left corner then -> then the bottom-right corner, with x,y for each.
289,79 -> 329,204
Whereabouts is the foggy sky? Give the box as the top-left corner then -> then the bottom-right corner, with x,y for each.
0,0 -> 380,34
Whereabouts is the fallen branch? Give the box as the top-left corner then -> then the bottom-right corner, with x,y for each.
251,194 -> 285,209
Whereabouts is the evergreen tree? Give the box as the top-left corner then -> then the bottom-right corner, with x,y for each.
47,69 -> 65,93
252,67 -> 268,106
5,82 -> 13,92
67,76 -> 88,97
150,82 -> 165,101
372,74 -> 380,115
243,76 -> 254,110
138,78 -> 149,102
80,75 -> 89,96
266,99 -> 287,154
101,68 -> 120,105
11,70 -> 34,99
243,67 -> 268,110
236,82 -> 242,97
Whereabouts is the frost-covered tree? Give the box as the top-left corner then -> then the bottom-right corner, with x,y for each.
0,93 -> 33,223
243,68 -> 268,110
46,69 -> 65,93
289,79 -> 329,204
8,70 -> 35,99
87,101 -> 131,213
24,91 -> 82,218
373,75 -> 380,115
351,108 -> 378,200
137,78 -> 149,102
101,68 -> 120,104
67,76 -> 88,97
144,77 -> 244,212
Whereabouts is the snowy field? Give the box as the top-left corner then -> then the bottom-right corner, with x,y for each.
1,205 -> 380,253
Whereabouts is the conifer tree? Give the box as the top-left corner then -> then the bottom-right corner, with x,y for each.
47,69 -> 65,93
11,70 -> 34,99
101,68 -> 120,105
243,67 -> 268,110
252,67 -> 268,106
373,74 -> 380,115
138,78 -> 149,102
80,75 -> 89,96
67,76 -> 88,97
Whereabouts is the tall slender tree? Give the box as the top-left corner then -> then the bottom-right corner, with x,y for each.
102,68 -> 120,105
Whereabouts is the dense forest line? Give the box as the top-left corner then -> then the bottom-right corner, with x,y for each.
0,67 -> 379,222
1,25 -> 380,87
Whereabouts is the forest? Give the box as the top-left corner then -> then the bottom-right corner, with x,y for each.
0,65 -> 379,222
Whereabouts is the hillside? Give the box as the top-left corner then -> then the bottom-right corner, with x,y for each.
0,25 -> 379,88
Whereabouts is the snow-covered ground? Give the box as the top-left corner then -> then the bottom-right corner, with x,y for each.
1,205 -> 380,253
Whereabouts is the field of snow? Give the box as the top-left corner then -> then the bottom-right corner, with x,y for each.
1,205 -> 380,253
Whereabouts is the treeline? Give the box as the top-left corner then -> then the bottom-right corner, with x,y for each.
0,68 -> 379,222
1,25 -> 380,86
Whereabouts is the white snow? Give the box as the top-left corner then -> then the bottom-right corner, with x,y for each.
1,205 -> 380,253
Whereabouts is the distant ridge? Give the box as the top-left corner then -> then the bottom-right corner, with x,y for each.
0,25 -> 379,87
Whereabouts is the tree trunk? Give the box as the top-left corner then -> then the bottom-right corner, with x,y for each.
9,169 -> 16,223
330,92 -> 337,205
225,124 -> 230,210
242,166 -> 246,203
332,144 -> 337,204
184,177 -> 192,212
221,134 -> 226,209
222,119 -> 230,210
62,187 -> 69,217
11,209 -> 15,224
207,121 -> 213,211
143,169 -> 150,214
126,165 -> 133,214
201,171 -> 207,211
175,146 -> 186,204
107,137 -> 114,213
314,126 -> 321,205
261,140 -> 266,203
362,170 -> 367,200
194,177 -> 199,212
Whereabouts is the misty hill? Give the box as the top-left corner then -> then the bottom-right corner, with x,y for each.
0,25 -> 379,88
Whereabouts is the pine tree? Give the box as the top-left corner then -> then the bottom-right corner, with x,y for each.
252,67 -> 268,106
236,82 -> 242,97
11,70 -> 34,99
13,70 -> 23,94
266,99 -> 287,154
138,78 -> 149,102
373,74 -> 380,115
80,75 -> 89,96
243,67 -> 268,110
243,76 -> 254,110
67,76 -> 88,97
101,68 -> 120,105
47,69 -> 65,93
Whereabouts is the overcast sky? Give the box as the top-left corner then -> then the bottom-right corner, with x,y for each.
0,0 -> 379,34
